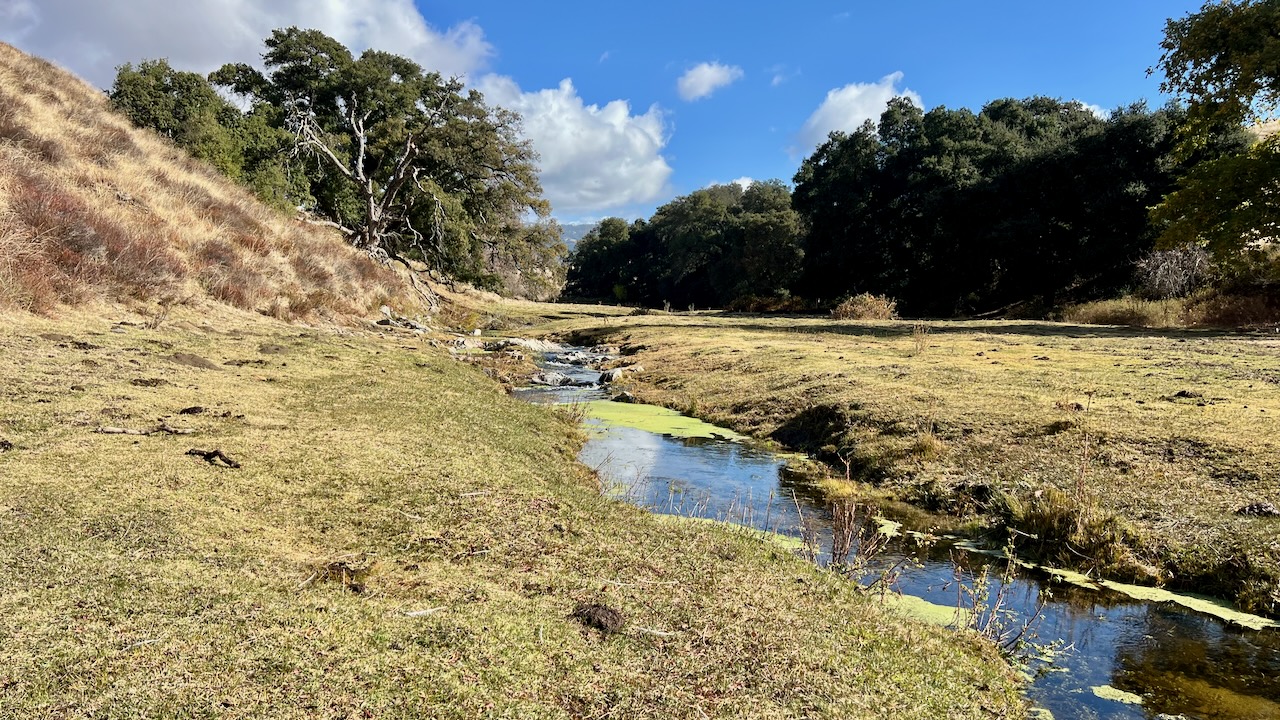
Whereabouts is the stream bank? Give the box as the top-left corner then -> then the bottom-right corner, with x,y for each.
514,342 -> 1280,720
547,320 -> 1280,619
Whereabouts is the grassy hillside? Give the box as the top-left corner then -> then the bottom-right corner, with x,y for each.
502,306 -> 1280,616
0,42 -> 401,319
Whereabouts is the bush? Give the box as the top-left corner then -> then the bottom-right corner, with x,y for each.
831,293 -> 899,320
725,294 -> 816,313
1136,247 -> 1210,299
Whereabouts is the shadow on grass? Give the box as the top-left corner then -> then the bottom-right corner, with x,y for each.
672,312 -> 1263,341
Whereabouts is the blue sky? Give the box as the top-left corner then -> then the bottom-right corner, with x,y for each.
2,0 -> 1208,222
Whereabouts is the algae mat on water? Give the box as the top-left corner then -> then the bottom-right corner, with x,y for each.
582,399 -> 750,440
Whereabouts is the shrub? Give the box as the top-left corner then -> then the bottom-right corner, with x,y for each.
831,293 -> 899,320
1136,247 -> 1211,299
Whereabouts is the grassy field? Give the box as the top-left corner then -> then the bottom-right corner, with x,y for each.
499,304 -> 1280,616
0,304 -> 1024,719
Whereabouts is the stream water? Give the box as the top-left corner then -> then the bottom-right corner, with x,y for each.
515,346 -> 1280,720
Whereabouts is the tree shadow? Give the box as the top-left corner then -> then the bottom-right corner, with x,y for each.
686,312 -> 1263,341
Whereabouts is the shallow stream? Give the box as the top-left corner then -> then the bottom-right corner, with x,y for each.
515,346 -> 1280,719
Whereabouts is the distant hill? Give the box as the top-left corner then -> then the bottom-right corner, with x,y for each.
559,221 -> 598,251
0,42 -> 404,318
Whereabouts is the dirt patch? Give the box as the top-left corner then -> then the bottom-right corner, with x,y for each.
170,353 -> 222,371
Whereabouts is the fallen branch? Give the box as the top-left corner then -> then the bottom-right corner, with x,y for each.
96,423 -> 194,436
185,448 -> 241,468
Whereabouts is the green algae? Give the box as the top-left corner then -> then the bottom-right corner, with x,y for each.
874,517 -> 903,539
1092,579 -> 1280,631
1091,685 -> 1143,705
881,592 -> 971,627
582,400 -> 750,441
947,537 -> 1279,631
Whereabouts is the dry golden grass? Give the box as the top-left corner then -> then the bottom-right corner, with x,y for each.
508,306 -> 1280,615
0,306 -> 1024,718
0,42 -> 404,320
1063,291 -> 1280,329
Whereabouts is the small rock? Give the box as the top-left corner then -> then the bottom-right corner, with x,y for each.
1235,502 -> 1280,517
530,372 -> 574,387
0,439 -> 13,453
1173,389 -> 1203,399
70,385 -> 86,392
571,602 -> 624,634
611,391 -> 637,403
472,329 -> 482,337
178,406 -> 206,415
599,368 -> 625,384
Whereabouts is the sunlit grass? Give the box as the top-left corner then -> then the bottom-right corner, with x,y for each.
0,306 -> 1024,718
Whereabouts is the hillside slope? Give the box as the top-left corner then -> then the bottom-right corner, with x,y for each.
0,42 -> 401,319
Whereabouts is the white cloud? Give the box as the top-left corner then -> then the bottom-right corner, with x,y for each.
796,71 -> 922,151
706,177 -> 755,191
478,76 -> 673,217
768,64 -> 798,88
1079,101 -> 1111,119
677,61 -> 744,102
0,0 -> 493,89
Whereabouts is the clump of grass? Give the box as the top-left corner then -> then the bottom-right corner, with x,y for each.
909,431 -> 946,461
831,293 -> 899,320
910,322 -> 930,354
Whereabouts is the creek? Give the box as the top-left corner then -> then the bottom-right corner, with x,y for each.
515,346 -> 1280,720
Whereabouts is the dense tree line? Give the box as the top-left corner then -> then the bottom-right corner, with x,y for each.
569,98 -> 1248,315
794,97 -> 1248,315
566,179 -> 803,308
110,28 -> 565,298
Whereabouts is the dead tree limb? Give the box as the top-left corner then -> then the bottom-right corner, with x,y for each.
185,448 -> 241,468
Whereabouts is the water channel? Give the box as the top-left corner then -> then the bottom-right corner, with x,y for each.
514,346 -> 1280,720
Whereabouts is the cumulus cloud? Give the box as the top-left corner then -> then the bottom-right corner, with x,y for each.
796,71 -> 922,151
1079,101 -> 1111,119
706,177 -> 755,191
0,0 -> 493,89
478,76 -> 672,217
677,61 -> 744,101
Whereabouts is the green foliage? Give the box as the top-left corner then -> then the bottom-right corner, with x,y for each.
1152,136 -> 1280,275
793,97 -> 1240,315
565,180 -> 804,307
1158,0 -> 1280,139
1153,1 -> 1280,280
110,29 -> 563,298
110,60 -> 299,210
